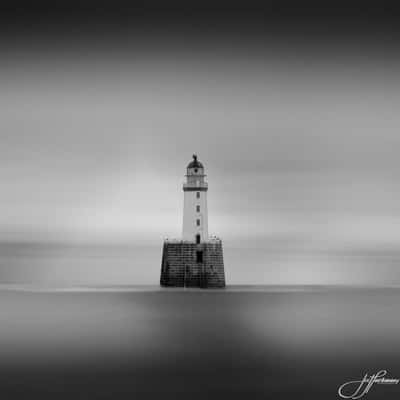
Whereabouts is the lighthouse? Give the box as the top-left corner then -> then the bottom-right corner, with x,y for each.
160,155 -> 226,288
182,154 -> 208,242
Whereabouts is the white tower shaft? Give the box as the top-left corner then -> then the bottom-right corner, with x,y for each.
182,155 -> 209,242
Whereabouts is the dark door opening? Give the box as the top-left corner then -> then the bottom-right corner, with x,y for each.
196,250 -> 203,263
196,234 -> 201,244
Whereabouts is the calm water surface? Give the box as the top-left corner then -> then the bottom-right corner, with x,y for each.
1,286 -> 400,399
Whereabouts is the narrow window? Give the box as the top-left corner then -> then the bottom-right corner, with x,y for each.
196,191 -> 200,198
196,205 -> 200,212
196,251 -> 203,263
196,234 -> 201,244
196,219 -> 200,226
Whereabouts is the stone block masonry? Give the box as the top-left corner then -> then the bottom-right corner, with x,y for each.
160,240 -> 225,288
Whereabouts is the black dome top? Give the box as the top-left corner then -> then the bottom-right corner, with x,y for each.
187,154 -> 204,169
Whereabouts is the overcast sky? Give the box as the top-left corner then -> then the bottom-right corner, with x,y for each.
1,5 -> 400,284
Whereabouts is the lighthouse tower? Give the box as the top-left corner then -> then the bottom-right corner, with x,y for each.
160,155 -> 225,288
182,154 -> 208,242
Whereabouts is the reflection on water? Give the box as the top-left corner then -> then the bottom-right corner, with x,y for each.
1,288 -> 400,399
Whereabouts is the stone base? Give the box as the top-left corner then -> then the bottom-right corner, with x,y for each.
160,240 -> 225,288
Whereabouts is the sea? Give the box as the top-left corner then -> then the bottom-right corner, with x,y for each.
1,284 -> 400,399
